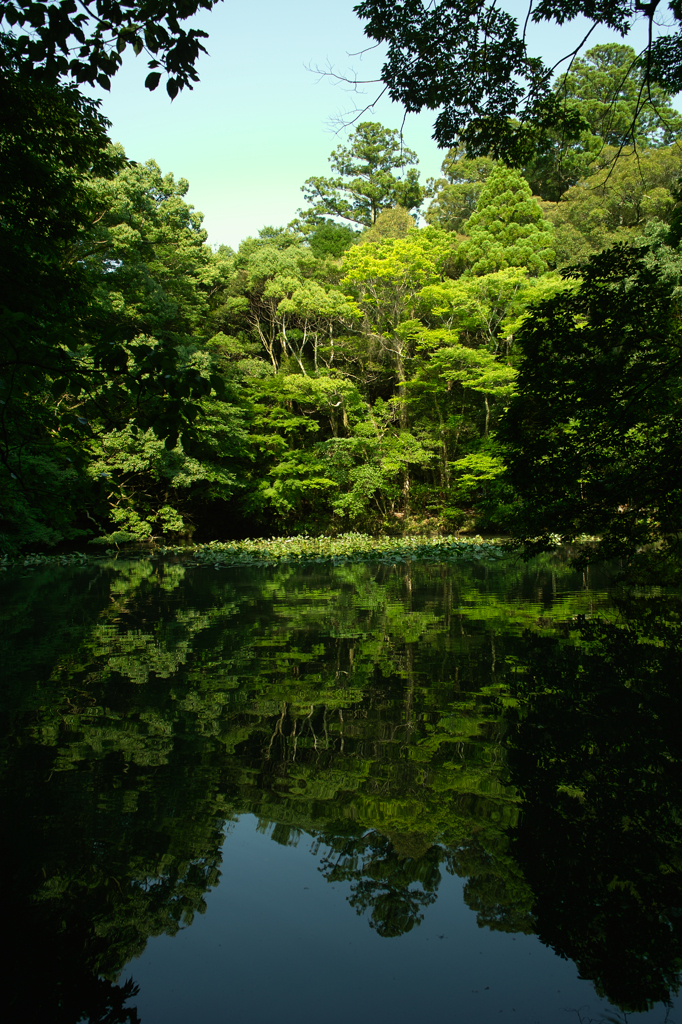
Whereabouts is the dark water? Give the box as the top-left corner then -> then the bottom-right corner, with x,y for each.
2,551 -> 681,1024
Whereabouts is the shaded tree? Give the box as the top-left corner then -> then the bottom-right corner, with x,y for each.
0,0 -> 219,96
353,1 -> 682,165
500,229 -> 682,568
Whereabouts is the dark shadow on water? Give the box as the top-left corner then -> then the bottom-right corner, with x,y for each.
505,592 -> 682,1013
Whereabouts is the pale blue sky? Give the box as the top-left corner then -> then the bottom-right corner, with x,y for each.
88,1 -> 667,250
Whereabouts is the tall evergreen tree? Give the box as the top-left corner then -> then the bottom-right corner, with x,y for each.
458,167 -> 555,277
526,44 -> 682,201
300,122 -> 424,228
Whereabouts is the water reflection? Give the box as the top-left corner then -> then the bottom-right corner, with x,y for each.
1,554 -> 680,1021
507,593 -> 682,1013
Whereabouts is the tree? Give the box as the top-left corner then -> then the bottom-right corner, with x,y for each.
0,37 -> 222,551
425,147 -> 500,234
0,109 -> 244,551
300,121 -> 424,228
353,0 -> 682,164
547,143 -> 682,266
340,228 -> 452,511
0,60 -> 122,549
558,43 -> 682,150
307,220 -> 359,258
500,230 -> 682,569
224,239 -> 358,373
407,269 -> 565,524
457,166 -> 555,277
76,159 -> 259,544
0,0 -> 225,544
362,205 -> 415,241
342,228 -> 451,394
0,0 -> 219,96
525,44 -> 682,201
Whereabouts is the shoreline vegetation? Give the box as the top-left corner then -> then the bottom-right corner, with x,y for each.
0,532 -> 507,573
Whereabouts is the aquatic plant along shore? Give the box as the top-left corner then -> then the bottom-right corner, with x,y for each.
1,533 -> 506,573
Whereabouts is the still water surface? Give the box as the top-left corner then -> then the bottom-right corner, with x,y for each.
2,550 -> 681,1023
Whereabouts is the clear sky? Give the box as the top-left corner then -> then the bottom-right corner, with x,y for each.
87,1 -> 667,250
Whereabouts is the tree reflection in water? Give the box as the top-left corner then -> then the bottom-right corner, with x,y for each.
316,830 -> 441,937
1,555 -> 680,1021
507,593 -> 682,1014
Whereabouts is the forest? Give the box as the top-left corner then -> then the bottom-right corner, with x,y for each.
2,9 -> 682,573
4,6 -> 682,1020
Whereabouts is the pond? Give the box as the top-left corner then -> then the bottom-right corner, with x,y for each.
2,548 -> 681,1024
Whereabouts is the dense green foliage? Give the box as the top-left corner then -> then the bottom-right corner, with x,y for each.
1,87 -> 529,549
0,0 -> 218,96
2,29 -> 682,583
501,230 -> 682,569
354,1 -> 682,162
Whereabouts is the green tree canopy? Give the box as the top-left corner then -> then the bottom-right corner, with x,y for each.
300,121 -> 424,228
362,204 -> 416,241
548,144 -> 682,266
0,36 -> 223,551
354,0 -> 682,164
500,230 -> 682,569
457,167 -> 555,277
307,220 -> 359,258
0,66 -> 121,547
425,147 -> 500,233
0,0 -> 219,96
